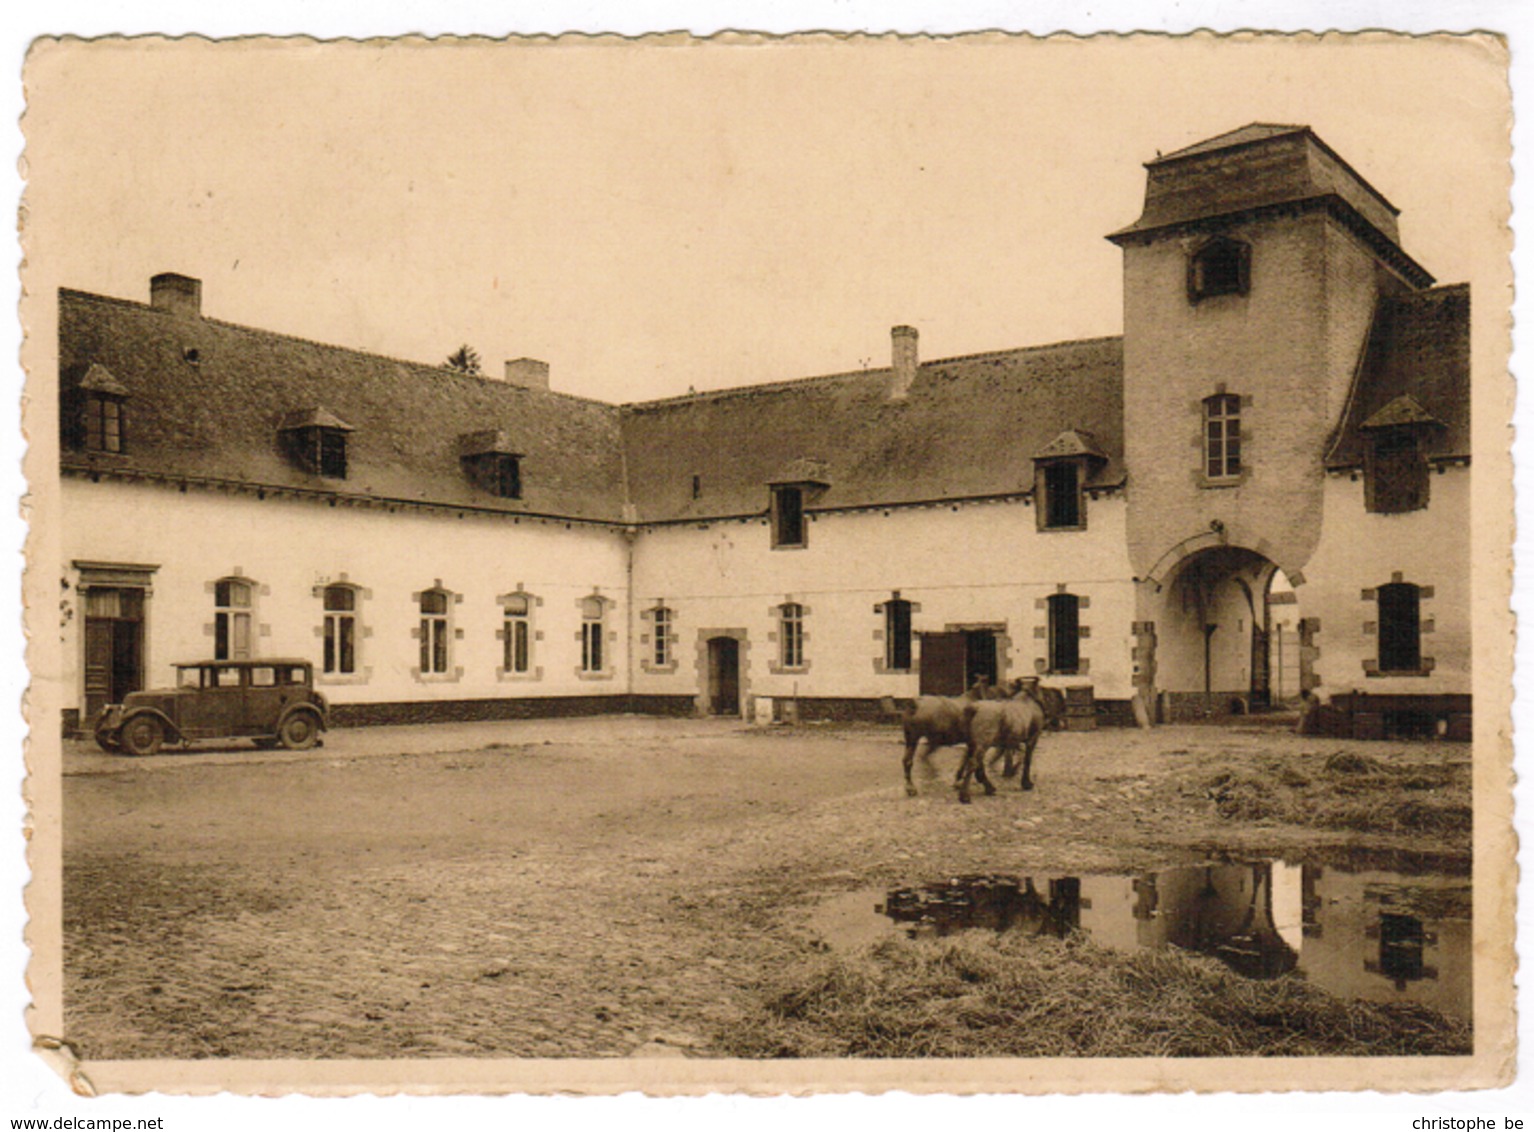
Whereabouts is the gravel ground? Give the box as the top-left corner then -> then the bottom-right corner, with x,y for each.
61,716 -> 1472,1059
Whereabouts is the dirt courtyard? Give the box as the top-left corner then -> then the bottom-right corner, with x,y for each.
61,715 -> 1472,1059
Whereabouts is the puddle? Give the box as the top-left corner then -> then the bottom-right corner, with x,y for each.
812,860 -> 1471,1023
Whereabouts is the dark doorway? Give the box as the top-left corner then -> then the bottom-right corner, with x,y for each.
706,635 -> 741,716
964,630 -> 999,689
1249,622 -> 1271,709
83,587 -> 145,723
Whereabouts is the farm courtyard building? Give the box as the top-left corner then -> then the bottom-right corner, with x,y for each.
57,124 -> 1471,741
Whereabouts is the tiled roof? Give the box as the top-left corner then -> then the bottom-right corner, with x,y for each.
1326,284 -> 1471,469
60,287 -> 1127,526
59,289 -> 629,522
619,338 -> 1125,523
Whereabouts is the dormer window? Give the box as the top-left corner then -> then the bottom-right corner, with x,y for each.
771,485 -> 806,548
85,393 -> 124,454
458,430 -> 523,499
1042,462 -> 1081,528
1360,395 -> 1441,515
279,408 -> 353,480
768,459 -> 830,549
1032,430 -> 1107,531
1188,236 -> 1250,302
466,452 -> 522,499
71,363 -> 129,454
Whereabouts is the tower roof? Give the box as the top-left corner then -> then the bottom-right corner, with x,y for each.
1148,123 -> 1309,165
1109,122 -> 1431,288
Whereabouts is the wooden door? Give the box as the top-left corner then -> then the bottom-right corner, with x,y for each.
707,636 -> 740,716
919,632 -> 966,695
82,587 -> 144,723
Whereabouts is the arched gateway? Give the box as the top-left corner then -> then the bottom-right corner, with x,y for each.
1137,544 -> 1304,723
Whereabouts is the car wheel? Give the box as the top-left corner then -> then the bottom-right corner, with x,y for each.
119,715 -> 164,757
278,711 -> 319,751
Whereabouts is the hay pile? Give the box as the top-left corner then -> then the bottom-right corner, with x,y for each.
722,932 -> 1470,1059
1202,750 -> 1471,839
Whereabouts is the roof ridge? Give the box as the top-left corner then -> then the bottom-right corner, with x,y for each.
1152,123 -> 1308,163
59,286 -> 620,413
620,334 -> 1124,412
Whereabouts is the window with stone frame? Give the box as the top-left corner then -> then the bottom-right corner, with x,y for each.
503,593 -> 532,674
322,584 -> 359,675
214,578 -> 254,661
418,589 -> 451,675
1204,393 -> 1242,480
780,602 -> 805,668
653,605 -> 674,667
1047,593 -> 1081,675
581,596 -> 606,673
1366,429 -> 1429,514
884,596 -> 913,671
1377,582 -> 1422,673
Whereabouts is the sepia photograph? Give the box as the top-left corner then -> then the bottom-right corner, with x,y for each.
17,28 -> 1516,1098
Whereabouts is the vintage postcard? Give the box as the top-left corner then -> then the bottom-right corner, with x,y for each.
18,32 -> 1515,1095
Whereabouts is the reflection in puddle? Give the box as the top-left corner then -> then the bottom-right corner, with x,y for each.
815,861 -> 1470,1023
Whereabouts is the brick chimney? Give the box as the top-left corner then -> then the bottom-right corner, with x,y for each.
150,273 -> 202,318
889,325 -> 919,400
503,358 -> 550,390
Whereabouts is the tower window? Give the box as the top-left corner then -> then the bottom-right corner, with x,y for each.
1188,237 -> 1251,302
1205,394 -> 1242,480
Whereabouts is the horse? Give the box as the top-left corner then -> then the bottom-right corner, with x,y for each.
956,682 -> 1048,803
891,677 -> 1006,799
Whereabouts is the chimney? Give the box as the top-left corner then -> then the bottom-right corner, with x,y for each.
503,358 -> 550,390
889,325 -> 919,399
150,272 -> 202,318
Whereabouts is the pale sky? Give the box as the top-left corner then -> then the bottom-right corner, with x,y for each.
23,34 -> 1509,404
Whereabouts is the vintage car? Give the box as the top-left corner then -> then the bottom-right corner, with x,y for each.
93,658 -> 329,756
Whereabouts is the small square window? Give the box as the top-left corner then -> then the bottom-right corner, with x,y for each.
1188,238 -> 1250,302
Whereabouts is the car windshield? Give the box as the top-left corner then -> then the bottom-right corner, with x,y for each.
177,668 -> 202,689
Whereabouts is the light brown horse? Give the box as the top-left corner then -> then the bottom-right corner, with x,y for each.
894,678 -> 1006,799
956,682 -> 1048,803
